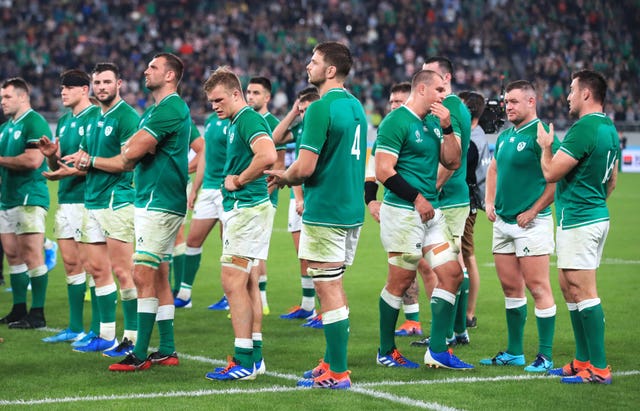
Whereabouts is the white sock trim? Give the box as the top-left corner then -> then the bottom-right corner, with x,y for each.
185,246 -> 203,255
301,296 -> 315,311
505,297 -> 527,309
432,288 -> 456,305
95,282 -> 118,296
259,275 -> 267,283
29,265 -> 48,277
322,306 -> 349,325
66,272 -> 86,286
535,304 -> 557,318
156,304 -> 175,321
235,338 -> 253,350
403,303 -> 420,314
566,302 -> 578,311
10,264 -> 28,274
138,297 -> 159,314
380,287 -> 402,309
252,332 -> 262,341
100,322 -> 116,341
301,276 -> 314,289
577,298 -> 601,311
120,287 -> 137,301
87,274 -> 96,288
173,242 -> 186,256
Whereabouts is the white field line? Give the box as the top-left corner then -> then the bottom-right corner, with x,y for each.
4,339 -> 639,410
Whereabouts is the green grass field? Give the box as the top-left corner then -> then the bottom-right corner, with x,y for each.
1,173 -> 639,410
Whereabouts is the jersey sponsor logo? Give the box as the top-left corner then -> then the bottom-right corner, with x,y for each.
509,137 -> 515,143
105,126 -> 113,136
517,141 -> 526,151
229,130 -> 235,144
59,126 -> 67,136
79,126 -> 85,136
71,121 -> 77,128
13,130 -> 21,140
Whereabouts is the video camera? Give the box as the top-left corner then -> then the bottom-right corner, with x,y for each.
478,76 -> 506,134
478,97 -> 505,134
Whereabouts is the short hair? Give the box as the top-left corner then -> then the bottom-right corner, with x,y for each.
505,80 -> 536,94
572,69 -> 607,104
248,77 -> 272,94
92,62 -> 120,79
203,66 -> 242,94
411,70 -> 441,88
154,52 -> 184,83
297,86 -> 318,99
60,69 -> 90,87
458,91 -> 486,120
424,56 -> 454,75
313,41 -> 352,78
390,81 -> 411,95
1,77 -> 30,94
300,91 -> 320,104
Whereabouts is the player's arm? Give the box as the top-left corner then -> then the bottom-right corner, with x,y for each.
376,151 -> 434,222
269,148 -> 318,187
537,122 -> 578,182
436,163 -> 454,191
89,129 -> 157,172
516,182 -> 555,228
364,152 -> 381,222
188,136 -> 204,174
607,160 -> 618,198
188,139 -> 207,209
0,146 -> 44,170
272,104 -> 299,144
485,158 -> 497,222
431,102 -> 461,170
225,134 -> 276,191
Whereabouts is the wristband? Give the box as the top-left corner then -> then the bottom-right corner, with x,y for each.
364,181 -> 378,205
442,125 -> 454,135
383,173 -> 419,203
233,175 -> 244,189
90,156 -> 96,168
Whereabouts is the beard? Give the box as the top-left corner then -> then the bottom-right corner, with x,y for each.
97,93 -> 116,106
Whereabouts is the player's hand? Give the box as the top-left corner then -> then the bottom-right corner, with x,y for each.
224,174 -> 243,192
62,150 -> 89,170
367,200 -> 381,223
537,122 -> 554,149
430,102 -> 451,129
516,209 -> 537,228
42,161 -> 79,180
187,189 -> 198,210
414,194 -> 435,222
37,136 -> 58,158
265,169 -> 287,189
485,202 -> 497,222
295,200 -> 304,216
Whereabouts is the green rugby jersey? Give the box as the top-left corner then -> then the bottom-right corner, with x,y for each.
221,106 -> 272,211
288,121 -> 304,200
438,94 -> 471,209
0,109 -> 50,209
494,118 -> 559,224
555,112 -> 619,229
299,88 -> 367,228
202,112 -> 228,190
376,106 -> 442,210
80,100 -> 139,210
56,104 -> 101,204
135,93 -> 191,215
263,111 -> 284,207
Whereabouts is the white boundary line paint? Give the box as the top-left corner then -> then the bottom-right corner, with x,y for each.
3,340 -> 639,410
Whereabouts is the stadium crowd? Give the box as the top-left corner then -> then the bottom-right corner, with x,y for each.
0,0 -> 638,128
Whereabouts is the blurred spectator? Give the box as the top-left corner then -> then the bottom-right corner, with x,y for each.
0,0 -> 638,127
